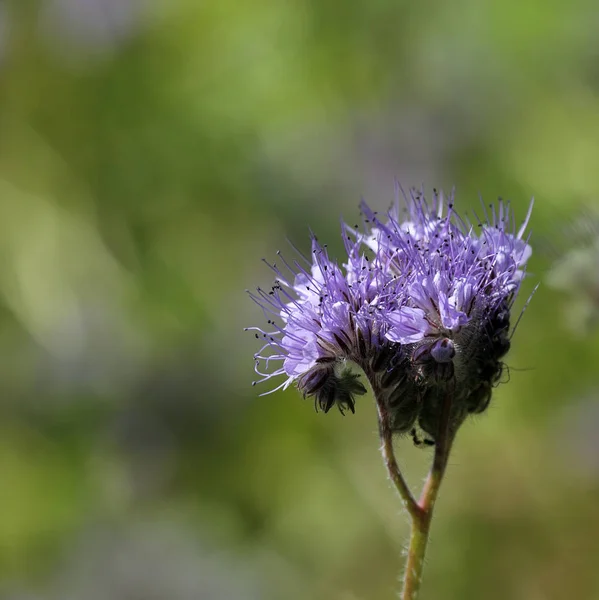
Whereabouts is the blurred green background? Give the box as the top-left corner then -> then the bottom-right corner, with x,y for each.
0,1 -> 598,599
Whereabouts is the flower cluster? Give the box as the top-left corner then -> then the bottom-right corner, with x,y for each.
247,187 -> 533,445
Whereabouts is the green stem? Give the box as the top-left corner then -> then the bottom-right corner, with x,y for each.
375,400 -> 420,521
399,390 -> 455,600
401,510 -> 432,600
373,373 -> 456,599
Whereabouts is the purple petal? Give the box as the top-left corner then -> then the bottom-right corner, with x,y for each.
438,293 -> 469,331
385,307 -> 432,344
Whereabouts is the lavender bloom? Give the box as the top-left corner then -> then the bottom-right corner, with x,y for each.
246,237 -> 391,414
247,187 -> 533,445
354,188 -> 533,442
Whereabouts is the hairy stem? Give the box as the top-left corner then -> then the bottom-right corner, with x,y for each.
375,399 -> 420,521
400,390 -> 455,600
401,510 -> 431,600
374,383 -> 455,600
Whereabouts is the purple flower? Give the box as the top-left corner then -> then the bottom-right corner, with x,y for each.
246,236 -> 393,414
247,186 -> 534,445
355,188 -> 532,344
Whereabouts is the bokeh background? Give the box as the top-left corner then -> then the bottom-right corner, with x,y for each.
0,1 -> 598,599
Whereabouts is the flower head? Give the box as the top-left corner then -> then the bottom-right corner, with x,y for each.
247,236 -> 391,414
247,186 -> 534,445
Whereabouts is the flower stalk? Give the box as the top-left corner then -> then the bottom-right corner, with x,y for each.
374,382 -> 455,599
375,396 -> 420,520
398,389 -> 454,600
